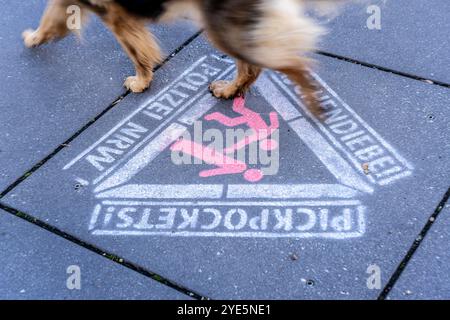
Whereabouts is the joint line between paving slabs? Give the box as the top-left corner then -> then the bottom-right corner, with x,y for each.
378,186 -> 450,300
0,201 -> 208,300
0,30 -> 203,200
316,50 -> 450,89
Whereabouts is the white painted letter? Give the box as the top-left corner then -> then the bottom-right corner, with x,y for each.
66,265 -> 81,290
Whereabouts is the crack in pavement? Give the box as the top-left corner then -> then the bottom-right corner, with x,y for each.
316,50 -> 450,89
0,201 -> 208,300
378,186 -> 450,299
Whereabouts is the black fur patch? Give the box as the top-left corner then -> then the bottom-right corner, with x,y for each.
202,0 -> 262,26
114,0 -> 171,18
78,0 -> 106,15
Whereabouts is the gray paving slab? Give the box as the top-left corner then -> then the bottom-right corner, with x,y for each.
2,35 -> 450,299
0,209 -> 189,300
0,0 -> 198,191
320,0 -> 450,84
387,204 -> 450,300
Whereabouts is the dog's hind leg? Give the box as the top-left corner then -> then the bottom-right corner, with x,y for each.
209,60 -> 261,99
100,5 -> 162,93
203,0 -> 325,117
277,60 -> 324,118
23,0 -> 87,48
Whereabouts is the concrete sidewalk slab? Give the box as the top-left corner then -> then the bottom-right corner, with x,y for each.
2,36 -> 449,299
320,0 -> 450,84
0,209 -> 189,300
387,205 -> 450,300
0,0 -> 198,191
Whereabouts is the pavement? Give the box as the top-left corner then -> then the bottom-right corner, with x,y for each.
0,0 -> 449,300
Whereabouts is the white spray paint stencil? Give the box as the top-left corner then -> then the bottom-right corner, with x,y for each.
64,55 -> 413,239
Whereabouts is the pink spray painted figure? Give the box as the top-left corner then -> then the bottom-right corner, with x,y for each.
171,97 -> 279,182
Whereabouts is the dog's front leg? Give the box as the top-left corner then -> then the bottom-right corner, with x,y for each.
101,9 -> 162,93
23,0 -> 81,48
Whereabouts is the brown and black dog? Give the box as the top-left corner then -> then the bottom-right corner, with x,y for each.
23,0 -> 346,116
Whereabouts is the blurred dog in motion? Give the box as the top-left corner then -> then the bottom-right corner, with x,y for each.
23,0 -> 350,117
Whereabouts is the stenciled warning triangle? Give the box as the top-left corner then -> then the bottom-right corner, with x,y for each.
88,66 -> 413,201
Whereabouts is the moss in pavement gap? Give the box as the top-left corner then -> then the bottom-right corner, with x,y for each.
15,211 -> 28,219
103,253 -> 122,263
152,275 -> 164,282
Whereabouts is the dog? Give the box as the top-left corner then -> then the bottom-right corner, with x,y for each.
23,0 -> 347,117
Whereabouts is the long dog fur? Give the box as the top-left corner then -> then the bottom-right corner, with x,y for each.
23,0 -> 350,116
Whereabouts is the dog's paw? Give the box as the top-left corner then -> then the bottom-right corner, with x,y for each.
124,76 -> 150,93
22,29 -> 41,48
209,80 -> 238,99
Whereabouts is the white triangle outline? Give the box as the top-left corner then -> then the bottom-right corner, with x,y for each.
91,68 -> 387,200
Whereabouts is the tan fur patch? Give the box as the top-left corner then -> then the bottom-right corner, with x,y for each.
158,0 -> 203,25
22,0 -> 88,47
247,0 -> 326,69
210,60 -> 261,99
99,3 -> 163,92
